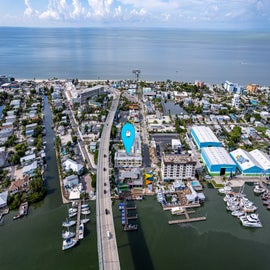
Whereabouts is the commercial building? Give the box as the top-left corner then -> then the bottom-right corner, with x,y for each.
65,82 -> 106,105
114,133 -> 142,168
201,147 -> 236,176
191,126 -> 221,150
230,148 -> 270,176
161,154 -> 196,181
232,94 -> 241,108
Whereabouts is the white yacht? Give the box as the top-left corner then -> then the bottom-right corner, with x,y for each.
231,210 -> 245,218
62,238 -> 77,250
254,185 -> 265,195
240,214 -> 262,228
79,223 -> 84,239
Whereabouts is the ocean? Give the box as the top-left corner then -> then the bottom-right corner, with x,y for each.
0,27 -> 270,85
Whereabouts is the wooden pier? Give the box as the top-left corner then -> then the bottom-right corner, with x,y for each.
163,203 -> 200,211
122,199 -> 138,232
126,206 -> 137,210
168,217 -> 206,224
168,208 -> 206,225
74,201 -> 82,241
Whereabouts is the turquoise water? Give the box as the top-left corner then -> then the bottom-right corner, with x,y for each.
0,27 -> 270,85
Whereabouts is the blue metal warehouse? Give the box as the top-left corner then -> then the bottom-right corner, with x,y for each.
230,148 -> 270,176
201,147 -> 236,176
191,126 -> 221,150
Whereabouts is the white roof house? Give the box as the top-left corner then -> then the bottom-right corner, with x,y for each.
0,191 -> 8,208
63,158 -> 84,174
20,153 -> 36,165
23,161 -> 38,175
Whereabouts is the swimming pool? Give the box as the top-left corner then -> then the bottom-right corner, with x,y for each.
191,181 -> 199,187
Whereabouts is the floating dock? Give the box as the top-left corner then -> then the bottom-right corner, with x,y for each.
74,201 -> 82,241
168,209 -> 206,225
168,217 -> 206,224
121,199 -> 138,232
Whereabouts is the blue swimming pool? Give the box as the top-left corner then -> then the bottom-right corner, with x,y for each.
191,181 -> 199,187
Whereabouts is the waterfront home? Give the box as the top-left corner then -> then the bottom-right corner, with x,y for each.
25,123 -> 38,137
23,160 -> 38,176
8,176 -> 30,195
63,174 -> 79,189
118,168 -> 143,189
0,191 -> 8,208
20,153 -> 36,166
62,158 -> 84,175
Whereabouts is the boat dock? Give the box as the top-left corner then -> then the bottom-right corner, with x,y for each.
120,199 -> 138,232
163,203 -> 200,211
168,209 -> 206,225
74,201 -> 82,241
13,202 -> 28,220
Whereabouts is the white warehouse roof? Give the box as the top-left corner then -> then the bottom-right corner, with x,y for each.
202,147 -> 235,165
230,148 -> 261,171
191,126 -> 220,143
249,149 -> 270,171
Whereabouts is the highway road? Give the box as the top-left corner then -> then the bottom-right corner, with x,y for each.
96,89 -> 121,270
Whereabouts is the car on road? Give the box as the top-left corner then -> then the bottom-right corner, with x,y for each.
104,190 -> 107,194
104,154 -> 107,158
104,168 -> 106,171
105,209 -> 109,215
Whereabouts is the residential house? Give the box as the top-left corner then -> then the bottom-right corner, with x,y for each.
8,176 -> 30,196
62,158 -> 84,175
0,191 -> 8,208
63,174 -> 79,189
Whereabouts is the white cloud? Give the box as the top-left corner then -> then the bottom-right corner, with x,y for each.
87,0 -> 114,16
24,0 -> 39,16
4,0 -> 270,28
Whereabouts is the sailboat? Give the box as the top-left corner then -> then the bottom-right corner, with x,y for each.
62,225 -> 76,239
81,213 -> 90,224
62,237 -> 77,250
62,218 -> 76,227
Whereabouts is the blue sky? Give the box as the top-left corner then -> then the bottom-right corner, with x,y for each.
0,0 -> 269,29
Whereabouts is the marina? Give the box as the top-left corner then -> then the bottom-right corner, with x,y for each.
61,200 -> 92,250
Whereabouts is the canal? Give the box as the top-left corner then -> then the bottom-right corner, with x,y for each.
0,97 -> 98,270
